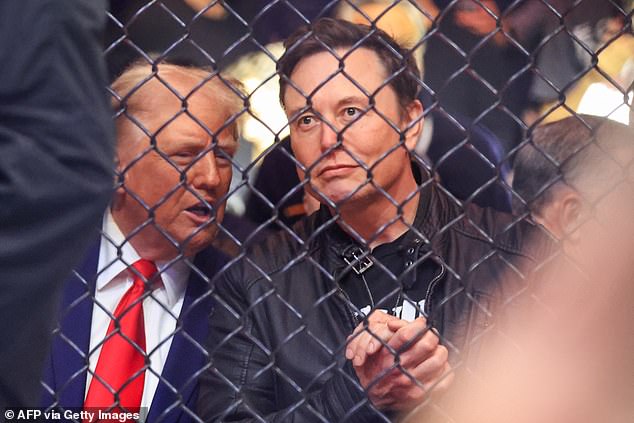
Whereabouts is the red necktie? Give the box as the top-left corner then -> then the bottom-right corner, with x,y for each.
84,259 -> 158,421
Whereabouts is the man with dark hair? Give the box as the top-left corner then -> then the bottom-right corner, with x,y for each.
513,114 -> 634,247
199,18 -> 549,421
513,115 -> 634,223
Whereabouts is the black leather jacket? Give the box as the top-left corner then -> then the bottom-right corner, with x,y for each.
198,181 -> 548,422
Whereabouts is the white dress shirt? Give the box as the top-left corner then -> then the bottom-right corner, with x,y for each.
85,210 -> 191,415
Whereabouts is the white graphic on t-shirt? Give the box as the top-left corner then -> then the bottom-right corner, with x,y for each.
357,299 -> 426,322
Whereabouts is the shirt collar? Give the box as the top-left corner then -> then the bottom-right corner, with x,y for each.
155,258 -> 190,307
97,209 -> 190,307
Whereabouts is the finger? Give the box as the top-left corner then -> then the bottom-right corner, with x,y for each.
351,324 -> 396,367
347,321 -> 385,361
392,345 -> 449,389
347,329 -> 373,365
386,318 -> 410,332
398,361 -> 454,401
395,330 -> 441,369
345,330 -> 363,360
430,362 -> 455,395
387,317 -> 437,353
351,309 -> 398,337
368,354 -> 453,413
348,311 -> 404,358
366,309 -> 402,326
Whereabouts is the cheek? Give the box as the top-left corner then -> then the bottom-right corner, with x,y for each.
218,167 -> 234,193
289,137 -> 315,167
132,166 -> 181,208
348,119 -> 400,155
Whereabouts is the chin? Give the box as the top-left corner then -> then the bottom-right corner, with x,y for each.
334,186 -> 377,207
184,228 -> 217,255
312,182 -> 361,206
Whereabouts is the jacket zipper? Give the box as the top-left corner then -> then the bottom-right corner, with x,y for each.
423,262 -> 446,317
333,268 -> 359,330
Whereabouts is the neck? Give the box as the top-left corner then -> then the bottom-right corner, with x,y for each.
336,177 -> 421,249
110,206 -> 180,262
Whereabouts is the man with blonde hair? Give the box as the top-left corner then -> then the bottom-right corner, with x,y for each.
41,62 -> 243,423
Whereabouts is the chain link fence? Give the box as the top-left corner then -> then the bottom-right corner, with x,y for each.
40,0 -> 633,422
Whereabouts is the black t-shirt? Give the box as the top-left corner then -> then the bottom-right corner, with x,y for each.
338,232 -> 439,323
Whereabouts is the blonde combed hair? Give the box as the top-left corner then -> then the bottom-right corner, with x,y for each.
110,61 -> 245,141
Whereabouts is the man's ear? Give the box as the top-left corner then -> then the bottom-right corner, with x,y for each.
559,190 -> 585,243
533,188 -> 584,241
403,99 -> 424,151
542,188 -> 583,243
113,150 -> 126,198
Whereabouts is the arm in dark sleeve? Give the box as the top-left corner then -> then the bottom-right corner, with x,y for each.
0,0 -> 114,408
197,271 -> 382,423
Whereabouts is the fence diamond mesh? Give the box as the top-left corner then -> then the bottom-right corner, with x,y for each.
40,1 -> 633,422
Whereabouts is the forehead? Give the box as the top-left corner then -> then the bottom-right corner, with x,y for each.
284,47 -> 389,108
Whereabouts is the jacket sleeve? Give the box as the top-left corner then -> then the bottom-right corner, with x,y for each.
0,0 -> 114,408
197,270 -> 383,423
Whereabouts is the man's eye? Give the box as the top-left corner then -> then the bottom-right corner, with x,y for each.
215,150 -> 234,165
173,152 -> 194,159
345,107 -> 358,117
299,115 -> 314,126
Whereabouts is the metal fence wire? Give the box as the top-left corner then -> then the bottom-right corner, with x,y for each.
41,0 -> 633,422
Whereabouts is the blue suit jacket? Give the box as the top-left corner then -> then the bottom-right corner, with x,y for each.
40,243 -> 225,422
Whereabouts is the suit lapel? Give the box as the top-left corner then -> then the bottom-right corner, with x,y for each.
46,246 -> 222,421
146,254 -> 216,422
50,243 -> 99,407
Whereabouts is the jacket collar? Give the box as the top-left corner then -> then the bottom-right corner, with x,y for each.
312,162 -> 443,281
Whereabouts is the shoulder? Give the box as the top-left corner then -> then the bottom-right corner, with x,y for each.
439,203 -> 557,299
461,205 -> 553,261
431,186 -> 554,263
216,213 -> 322,293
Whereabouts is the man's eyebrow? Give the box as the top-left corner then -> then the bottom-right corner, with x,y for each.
286,96 -> 370,118
157,134 -> 203,147
173,137 -> 209,149
336,96 -> 369,108
286,104 -> 313,120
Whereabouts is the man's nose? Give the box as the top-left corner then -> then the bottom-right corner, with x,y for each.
188,150 -> 222,191
319,120 -> 340,151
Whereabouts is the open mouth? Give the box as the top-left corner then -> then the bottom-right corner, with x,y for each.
185,203 -> 214,218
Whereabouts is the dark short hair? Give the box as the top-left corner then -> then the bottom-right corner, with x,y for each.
512,115 -> 634,213
277,17 -> 421,110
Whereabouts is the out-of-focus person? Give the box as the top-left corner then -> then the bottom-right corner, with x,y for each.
198,18 -> 551,422
413,115 -> 634,423
40,62 -> 242,422
0,0 -> 114,411
513,115 -> 634,247
511,114 -> 634,316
